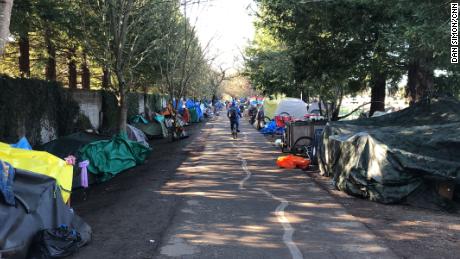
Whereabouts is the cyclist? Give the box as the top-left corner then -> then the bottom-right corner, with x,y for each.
227,101 -> 242,133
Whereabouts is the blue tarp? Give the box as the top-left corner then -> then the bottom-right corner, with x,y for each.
195,102 -> 203,120
154,115 -> 165,123
186,99 -> 195,109
173,99 -> 186,114
260,120 -> 285,135
0,160 -> 15,206
10,137 -> 32,150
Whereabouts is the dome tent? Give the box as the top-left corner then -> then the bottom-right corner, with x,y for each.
274,97 -> 308,120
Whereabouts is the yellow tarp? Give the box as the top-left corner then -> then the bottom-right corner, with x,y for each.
0,142 -> 73,203
264,95 -> 285,120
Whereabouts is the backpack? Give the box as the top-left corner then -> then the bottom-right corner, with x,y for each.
229,108 -> 238,119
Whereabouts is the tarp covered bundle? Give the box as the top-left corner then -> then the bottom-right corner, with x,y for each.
38,132 -> 110,159
0,143 -> 73,203
79,134 -> 151,182
0,166 -> 91,259
260,120 -> 283,135
319,98 -> 460,208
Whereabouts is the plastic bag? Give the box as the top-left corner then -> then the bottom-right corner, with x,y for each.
276,154 -> 310,169
276,155 -> 296,169
29,225 -> 82,259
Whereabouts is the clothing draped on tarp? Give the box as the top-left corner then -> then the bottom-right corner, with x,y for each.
0,142 -> 73,203
318,98 -> 460,209
0,168 -> 91,259
78,133 -> 151,182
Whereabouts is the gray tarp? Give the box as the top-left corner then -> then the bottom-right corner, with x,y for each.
318,98 -> 460,209
0,168 -> 91,258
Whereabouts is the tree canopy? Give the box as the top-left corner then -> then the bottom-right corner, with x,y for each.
245,0 -> 458,119
1,0 -> 225,131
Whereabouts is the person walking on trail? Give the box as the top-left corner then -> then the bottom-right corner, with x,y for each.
227,101 -> 242,133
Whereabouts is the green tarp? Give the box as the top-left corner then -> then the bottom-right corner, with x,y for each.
79,134 -> 151,182
319,98 -> 460,209
189,108 -> 199,123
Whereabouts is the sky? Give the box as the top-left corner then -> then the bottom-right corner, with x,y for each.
185,0 -> 257,72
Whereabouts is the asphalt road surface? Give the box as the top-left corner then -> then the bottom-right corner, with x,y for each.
153,115 -> 395,259
71,114 -> 459,259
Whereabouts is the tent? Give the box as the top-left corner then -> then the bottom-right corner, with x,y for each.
127,124 -> 150,147
78,134 -> 151,182
0,166 -> 91,258
0,143 -> 73,203
319,98 -> 460,209
132,116 -> 168,138
153,115 -> 169,137
274,97 -> 308,120
37,132 -> 112,189
263,95 -> 284,120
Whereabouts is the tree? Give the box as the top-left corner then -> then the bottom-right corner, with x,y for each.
0,0 -> 13,54
147,1 -> 210,108
247,0 -> 455,120
394,1 -> 452,104
80,0 -> 187,132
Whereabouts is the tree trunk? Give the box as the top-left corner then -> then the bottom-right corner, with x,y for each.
102,65 -> 110,89
143,86 -> 150,119
81,53 -> 90,89
18,34 -> 30,78
119,91 -> 128,133
318,97 -> 323,116
0,0 -> 14,54
406,53 -> 434,105
44,27 -> 56,81
116,71 -> 128,133
331,89 -> 344,121
67,47 -> 77,88
369,71 -> 386,117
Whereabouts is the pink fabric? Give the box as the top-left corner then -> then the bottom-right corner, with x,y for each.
64,155 -> 76,165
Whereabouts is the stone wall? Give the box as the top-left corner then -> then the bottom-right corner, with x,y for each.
69,89 -> 103,129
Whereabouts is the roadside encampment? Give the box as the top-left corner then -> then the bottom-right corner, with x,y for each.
0,156 -> 91,258
79,134 -> 151,182
318,98 -> 460,210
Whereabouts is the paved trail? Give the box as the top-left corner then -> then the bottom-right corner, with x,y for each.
156,115 -> 397,259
